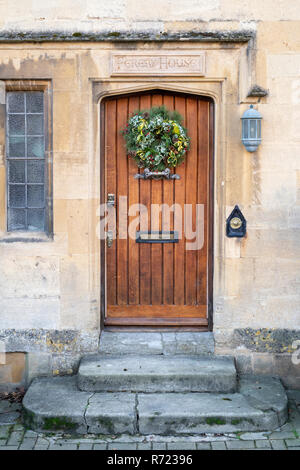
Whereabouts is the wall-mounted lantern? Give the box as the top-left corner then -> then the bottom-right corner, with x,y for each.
241,105 -> 262,152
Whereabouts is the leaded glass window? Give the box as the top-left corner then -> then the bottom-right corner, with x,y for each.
6,91 -> 46,231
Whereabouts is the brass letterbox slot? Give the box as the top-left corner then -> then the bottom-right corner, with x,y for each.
136,231 -> 179,244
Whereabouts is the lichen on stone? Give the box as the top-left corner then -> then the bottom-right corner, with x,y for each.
0,29 -> 256,43
43,416 -> 77,431
232,328 -> 300,353
247,85 -> 269,97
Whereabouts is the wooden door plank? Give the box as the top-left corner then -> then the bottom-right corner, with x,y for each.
105,99 -> 117,306
185,97 -> 198,305
197,99 -> 209,306
162,94 -> 175,305
173,95 -> 186,305
107,304 -> 207,317
150,93 -> 163,305
139,94 -> 152,305
105,317 -> 208,327
116,97 -> 128,305
128,95 -> 140,304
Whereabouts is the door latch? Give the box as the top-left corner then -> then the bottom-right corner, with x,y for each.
107,194 -> 115,207
107,230 -> 113,248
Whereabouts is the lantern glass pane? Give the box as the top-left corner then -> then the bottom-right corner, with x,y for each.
243,119 -> 248,139
257,120 -> 261,138
250,120 -> 256,138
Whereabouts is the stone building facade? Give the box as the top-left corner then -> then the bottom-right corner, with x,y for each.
0,1 -> 299,390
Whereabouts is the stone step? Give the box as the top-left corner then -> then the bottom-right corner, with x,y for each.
77,354 -> 237,393
99,331 -> 215,356
23,375 -> 288,435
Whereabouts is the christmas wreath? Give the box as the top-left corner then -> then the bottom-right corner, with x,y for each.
121,106 -> 190,172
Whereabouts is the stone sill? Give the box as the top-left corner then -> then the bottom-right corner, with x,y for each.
0,232 -> 53,243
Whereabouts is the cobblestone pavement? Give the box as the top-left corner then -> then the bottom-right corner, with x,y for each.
0,390 -> 300,450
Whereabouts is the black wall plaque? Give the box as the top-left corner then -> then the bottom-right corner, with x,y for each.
226,205 -> 247,238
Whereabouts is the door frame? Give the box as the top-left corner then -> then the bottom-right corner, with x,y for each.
99,87 -> 215,331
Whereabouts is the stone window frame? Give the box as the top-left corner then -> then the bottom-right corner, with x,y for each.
0,80 -> 53,241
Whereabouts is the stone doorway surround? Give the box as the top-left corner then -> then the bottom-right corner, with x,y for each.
89,40 -> 256,332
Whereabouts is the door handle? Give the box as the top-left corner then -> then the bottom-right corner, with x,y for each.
107,230 -> 113,248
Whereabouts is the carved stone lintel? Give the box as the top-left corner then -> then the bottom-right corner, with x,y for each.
134,168 -> 180,180
111,52 -> 206,76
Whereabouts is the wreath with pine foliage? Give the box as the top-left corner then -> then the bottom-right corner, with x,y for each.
121,106 -> 190,172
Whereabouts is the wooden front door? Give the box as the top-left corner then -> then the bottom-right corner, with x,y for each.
101,91 -> 213,327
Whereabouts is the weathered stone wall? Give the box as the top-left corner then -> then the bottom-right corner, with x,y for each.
0,1 -> 299,387
0,1 -> 299,34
